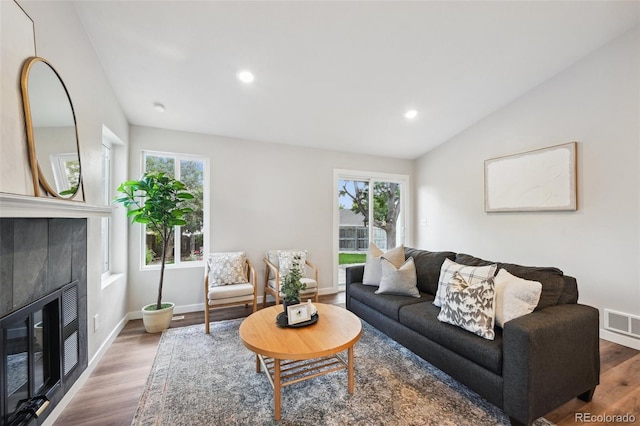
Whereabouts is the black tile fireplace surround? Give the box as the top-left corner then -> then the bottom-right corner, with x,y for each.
1,218 -> 87,426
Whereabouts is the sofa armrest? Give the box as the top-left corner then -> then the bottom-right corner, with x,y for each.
345,265 -> 365,310
346,265 -> 364,285
503,303 -> 600,425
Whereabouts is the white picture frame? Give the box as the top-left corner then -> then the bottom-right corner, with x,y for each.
287,303 -> 311,325
484,142 -> 577,212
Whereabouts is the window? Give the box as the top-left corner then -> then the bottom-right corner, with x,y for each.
101,143 -> 111,275
334,170 -> 410,288
101,125 -> 126,288
142,151 -> 208,268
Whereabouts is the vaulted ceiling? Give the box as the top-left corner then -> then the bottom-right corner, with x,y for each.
73,1 -> 639,159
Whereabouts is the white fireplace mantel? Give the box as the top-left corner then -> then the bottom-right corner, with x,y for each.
0,193 -> 112,218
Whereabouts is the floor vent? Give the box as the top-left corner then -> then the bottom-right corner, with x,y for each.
605,309 -> 640,339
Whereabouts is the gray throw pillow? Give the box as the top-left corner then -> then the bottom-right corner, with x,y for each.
375,257 -> 420,298
363,243 -> 405,286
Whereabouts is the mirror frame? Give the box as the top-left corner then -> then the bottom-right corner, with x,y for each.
20,56 -> 83,200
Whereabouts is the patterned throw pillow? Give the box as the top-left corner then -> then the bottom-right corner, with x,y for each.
433,258 -> 497,307
437,272 -> 496,340
375,257 -> 420,298
363,243 -> 405,286
277,250 -> 307,284
207,252 -> 247,287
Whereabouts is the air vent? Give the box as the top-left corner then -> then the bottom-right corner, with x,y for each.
605,309 -> 640,339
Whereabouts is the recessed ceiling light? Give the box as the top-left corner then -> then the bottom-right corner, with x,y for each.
237,70 -> 255,83
153,102 -> 166,113
404,109 -> 418,119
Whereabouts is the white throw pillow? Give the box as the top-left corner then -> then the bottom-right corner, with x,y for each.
207,252 -> 247,287
433,258 -> 497,307
494,268 -> 542,327
437,272 -> 496,340
362,243 -> 405,286
375,257 -> 420,298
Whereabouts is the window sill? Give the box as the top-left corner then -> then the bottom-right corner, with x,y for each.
140,261 -> 205,271
101,272 -> 124,289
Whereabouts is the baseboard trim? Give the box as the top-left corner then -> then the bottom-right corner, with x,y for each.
600,328 -> 640,350
127,289 -> 342,319
41,313 -> 130,426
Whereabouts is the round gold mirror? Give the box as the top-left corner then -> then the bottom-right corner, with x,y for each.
21,57 -> 82,199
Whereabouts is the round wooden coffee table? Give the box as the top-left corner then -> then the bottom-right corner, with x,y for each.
239,303 -> 362,420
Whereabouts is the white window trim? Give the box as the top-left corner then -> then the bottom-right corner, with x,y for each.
101,125 -> 126,289
140,150 -> 210,271
333,169 -> 412,291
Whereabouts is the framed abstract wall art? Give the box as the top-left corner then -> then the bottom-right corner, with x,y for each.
484,142 -> 577,212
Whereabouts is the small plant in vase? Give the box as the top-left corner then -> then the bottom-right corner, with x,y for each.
280,255 -> 307,313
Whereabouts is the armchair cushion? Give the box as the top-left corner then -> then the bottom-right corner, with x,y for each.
207,252 -> 247,286
208,282 -> 254,301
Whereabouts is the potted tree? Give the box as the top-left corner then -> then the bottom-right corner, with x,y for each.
115,172 -> 194,333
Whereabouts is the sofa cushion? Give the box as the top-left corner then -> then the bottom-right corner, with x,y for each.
437,273 -> 497,340
348,282 -> 429,321
399,302 -> 504,375
404,247 -> 457,295
363,243 -> 405,285
455,253 -> 565,310
375,257 -> 420,298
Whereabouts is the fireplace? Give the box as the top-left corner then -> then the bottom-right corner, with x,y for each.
0,218 -> 87,426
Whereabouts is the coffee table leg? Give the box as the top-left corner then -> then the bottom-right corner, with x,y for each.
256,354 -> 261,373
348,346 -> 354,394
274,359 -> 281,420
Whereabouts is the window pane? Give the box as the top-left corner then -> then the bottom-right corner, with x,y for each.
144,155 -> 176,265
179,159 -> 204,261
338,180 -> 369,285
145,155 -> 175,175
372,182 -> 402,250
101,144 -> 111,274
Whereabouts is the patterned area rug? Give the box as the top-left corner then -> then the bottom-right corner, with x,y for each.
132,316 -> 553,426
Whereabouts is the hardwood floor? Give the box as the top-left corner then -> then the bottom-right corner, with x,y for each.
53,293 -> 639,425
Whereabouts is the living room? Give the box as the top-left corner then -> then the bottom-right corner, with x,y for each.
0,1 -> 638,425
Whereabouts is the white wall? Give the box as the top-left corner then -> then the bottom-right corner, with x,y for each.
8,1 -> 131,360
127,125 -> 414,313
415,28 -> 640,346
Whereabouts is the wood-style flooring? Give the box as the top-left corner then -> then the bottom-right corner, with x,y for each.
53,293 -> 640,426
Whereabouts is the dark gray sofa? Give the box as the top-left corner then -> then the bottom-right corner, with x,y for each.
345,247 -> 600,426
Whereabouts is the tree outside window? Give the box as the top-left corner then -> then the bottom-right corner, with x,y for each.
143,152 -> 207,266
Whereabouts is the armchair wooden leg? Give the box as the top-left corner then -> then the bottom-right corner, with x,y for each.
205,304 -> 210,334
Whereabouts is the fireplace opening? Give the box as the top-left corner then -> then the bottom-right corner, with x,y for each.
1,281 -> 79,426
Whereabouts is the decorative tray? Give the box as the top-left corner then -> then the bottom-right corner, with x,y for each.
276,312 -> 319,328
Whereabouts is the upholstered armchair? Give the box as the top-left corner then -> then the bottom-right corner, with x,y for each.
263,249 -> 319,307
204,252 -> 257,334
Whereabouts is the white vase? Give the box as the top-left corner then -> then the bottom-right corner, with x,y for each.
141,302 -> 175,333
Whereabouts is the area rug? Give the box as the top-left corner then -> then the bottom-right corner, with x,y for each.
132,317 -> 553,426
